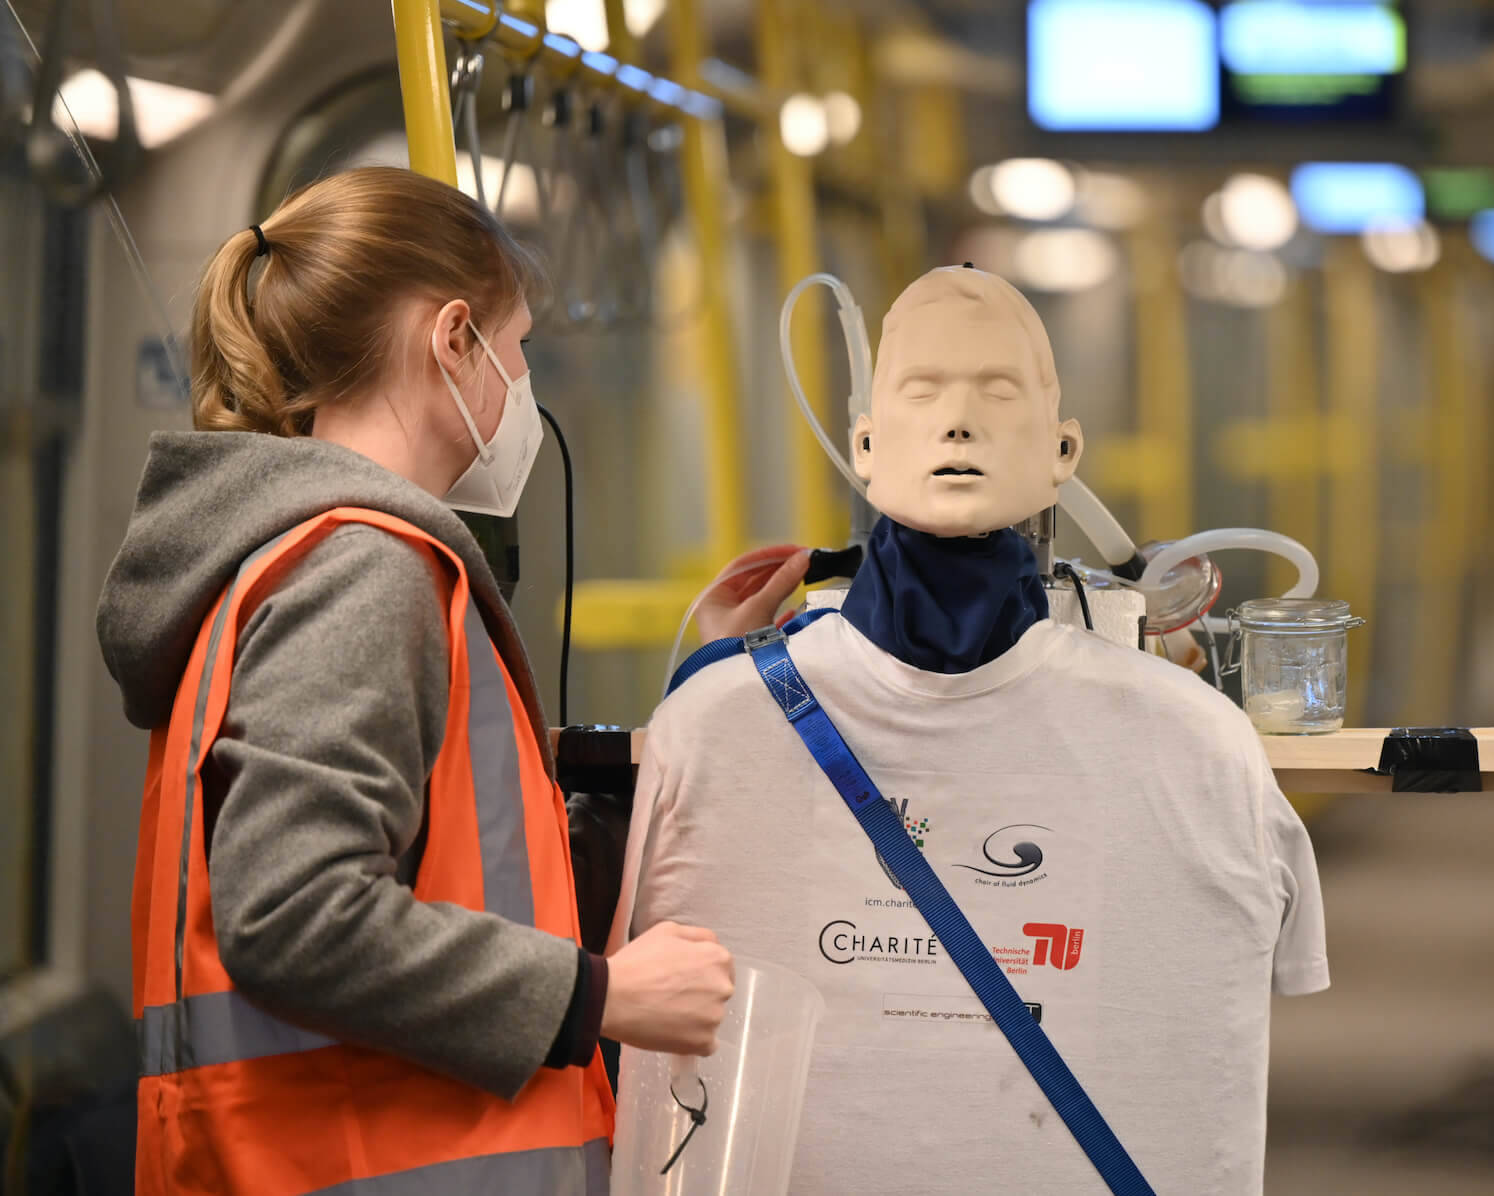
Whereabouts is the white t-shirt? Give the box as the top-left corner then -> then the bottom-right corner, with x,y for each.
609,615 -> 1329,1195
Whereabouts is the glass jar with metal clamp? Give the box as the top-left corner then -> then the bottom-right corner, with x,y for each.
1222,599 -> 1367,734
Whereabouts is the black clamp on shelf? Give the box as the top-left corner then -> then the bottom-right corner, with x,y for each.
555,724 -> 637,796
1373,728 -> 1484,793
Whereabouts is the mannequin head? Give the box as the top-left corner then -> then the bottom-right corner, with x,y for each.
853,265 -> 1083,537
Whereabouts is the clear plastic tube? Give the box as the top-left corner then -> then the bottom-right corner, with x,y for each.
779,273 -> 872,497
662,558 -> 798,698
1139,529 -> 1318,599
1056,477 -> 1138,569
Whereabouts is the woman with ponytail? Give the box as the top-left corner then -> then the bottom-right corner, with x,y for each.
96,167 -> 800,1195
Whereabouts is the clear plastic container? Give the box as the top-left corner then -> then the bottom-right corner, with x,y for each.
1227,598 -> 1366,735
610,957 -> 825,1196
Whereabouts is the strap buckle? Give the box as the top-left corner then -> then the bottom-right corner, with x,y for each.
743,625 -> 785,653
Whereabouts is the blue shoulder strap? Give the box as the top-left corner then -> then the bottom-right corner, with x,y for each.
667,606 -> 837,696
746,626 -> 1155,1196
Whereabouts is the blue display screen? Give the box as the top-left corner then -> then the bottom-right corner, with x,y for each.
1027,0 -> 1220,132
1471,211 -> 1494,264
1290,163 -> 1424,233
1222,2 -> 1405,77
1220,1 -> 1404,121
1027,1 -> 1405,133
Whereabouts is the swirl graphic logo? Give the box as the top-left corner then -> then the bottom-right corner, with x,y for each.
953,824 -> 1048,878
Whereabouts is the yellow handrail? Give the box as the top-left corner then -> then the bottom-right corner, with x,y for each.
758,0 -> 839,549
390,0 -> 458,185
435,0 -> 720,121
1408,243 -> 1476,722
1322,241 -> 1380,723
670,0 -> 747,564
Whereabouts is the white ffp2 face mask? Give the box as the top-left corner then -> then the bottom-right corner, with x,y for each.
435,320 -> 543,518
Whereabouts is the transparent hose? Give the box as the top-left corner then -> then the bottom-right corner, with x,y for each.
779,273 -> 872,497
662,557 -> 798,698
1139,529 -> 1318,599
1057,477 -> 1138,569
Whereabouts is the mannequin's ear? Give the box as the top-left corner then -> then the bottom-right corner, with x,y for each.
1053,417 -> 1084,484
852,412 -> 874,481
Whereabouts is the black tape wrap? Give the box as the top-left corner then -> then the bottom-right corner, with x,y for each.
1374,728 -> 1483,793
805,544 -> 865,586
556,725 -> 637,796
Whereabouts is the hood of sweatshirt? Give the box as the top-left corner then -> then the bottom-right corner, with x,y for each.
97,430 -> 518,732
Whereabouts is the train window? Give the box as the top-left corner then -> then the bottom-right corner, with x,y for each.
256,69 -> 406,217
0,163 -> 85,981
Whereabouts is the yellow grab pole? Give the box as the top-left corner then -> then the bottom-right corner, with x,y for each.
867,37 -> 924,320
670,0 -> 747,564
1322,241 -> 1379,723
1128,222 -> 1193,541
1407,247 -> 1475,721
603,0 -> 638,63
501,0 -> 546,26
440,0 -> 501,39
391,0 -> 458,185
1263,277 -> 1322,597
758,0 -> 840,549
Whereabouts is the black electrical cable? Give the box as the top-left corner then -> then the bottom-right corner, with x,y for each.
537,404 -> 574,726
1052,561 -> 1094,632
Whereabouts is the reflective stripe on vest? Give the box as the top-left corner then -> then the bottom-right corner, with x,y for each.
462,599 -> 534,925
131,510 -> 614,1196
170,533 -> 282,1007
138,990 -> 335,1077
308,1140 -> 610,1196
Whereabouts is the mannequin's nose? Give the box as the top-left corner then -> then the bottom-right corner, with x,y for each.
944,427 -> 973,441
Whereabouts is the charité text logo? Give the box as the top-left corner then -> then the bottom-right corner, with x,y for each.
819,920 -> 941,966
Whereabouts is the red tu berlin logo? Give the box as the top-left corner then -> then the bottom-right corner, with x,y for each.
1023,923 -> 1084,971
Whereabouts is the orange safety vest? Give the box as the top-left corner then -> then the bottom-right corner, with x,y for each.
131,508 -> 615,1195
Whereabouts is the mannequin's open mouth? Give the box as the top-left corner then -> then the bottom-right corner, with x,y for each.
932,466 -> 984,477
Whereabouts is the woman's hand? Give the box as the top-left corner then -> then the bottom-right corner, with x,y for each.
602,922 -> 735,1055
694,546 -> 810,643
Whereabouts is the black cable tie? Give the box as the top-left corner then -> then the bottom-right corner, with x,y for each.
660,1077 -> 709,1175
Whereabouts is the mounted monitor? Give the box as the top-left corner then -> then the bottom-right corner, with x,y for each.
1290,162 -> 1423,233
1220,0 -> 1406,122
1026,0 -> 1408,135
1027,0 -> 1220,132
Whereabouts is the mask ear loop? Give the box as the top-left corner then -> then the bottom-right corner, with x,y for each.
470,322 -> 521,389
433,324 -> 495,465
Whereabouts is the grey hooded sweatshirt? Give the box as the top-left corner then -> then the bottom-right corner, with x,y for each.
97,430 -> 604,1099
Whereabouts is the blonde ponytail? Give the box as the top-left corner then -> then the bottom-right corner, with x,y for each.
188,167 -> 541,436
192,228 -> 297,434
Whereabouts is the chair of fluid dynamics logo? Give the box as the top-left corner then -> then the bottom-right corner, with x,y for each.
954,824 -> 1048,880
875,797 -> 931,890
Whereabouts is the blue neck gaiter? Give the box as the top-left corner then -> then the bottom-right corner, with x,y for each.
840,516 -> 1049,674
